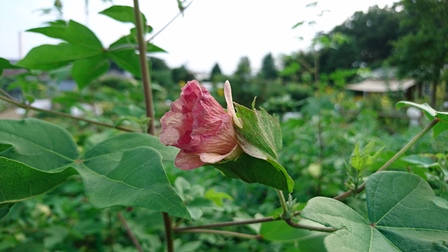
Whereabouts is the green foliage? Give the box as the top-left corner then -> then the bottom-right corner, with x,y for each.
302,171 -> 448,251
99,5 -> 148,26
0,119 -> 189,218
396,101 -> 448,137
388,0 -> 448,107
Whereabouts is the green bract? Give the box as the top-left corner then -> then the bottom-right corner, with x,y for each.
212,103 -> 294,192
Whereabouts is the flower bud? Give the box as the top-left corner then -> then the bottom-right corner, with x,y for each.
160,80 -> 241,170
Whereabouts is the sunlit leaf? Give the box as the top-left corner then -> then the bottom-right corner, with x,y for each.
301,171 -> 448,251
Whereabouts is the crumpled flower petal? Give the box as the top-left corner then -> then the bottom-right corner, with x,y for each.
160,80 -> 241,170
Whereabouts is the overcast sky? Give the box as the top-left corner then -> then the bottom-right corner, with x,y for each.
0,0 -> 397,75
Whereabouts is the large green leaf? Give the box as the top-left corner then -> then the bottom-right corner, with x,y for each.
17,44 -> 101,70
0,119 -> 78,214
27,20 -> 103,51
72,55 -> 110,89
0,119 -> 78,170
0,157 -> 77,203
99,5 -> 147,26
212,153 -> 294,192
78,134 -> 189,218
301,171 -> 448,251
0,119 -> 188,218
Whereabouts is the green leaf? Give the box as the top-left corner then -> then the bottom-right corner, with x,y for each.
0,157 -> 77,204
234,103 -> 282,160
0,119 -> 186,217
0,203 -> 13,219
292,21 -> 305,29
261,219 -> 327,250
72,55 -> 110,89
212,153 -> 294,192
396,101 -> 448,137
0,58 -> 21,76
434,112 -> 448,137
99,5 -> 147,25
401,154 -> 437,168
107,48 -> 143,77
77,144 -> 189,219
80,132 -> 178,166
17,44 -> 101,70
396,101 -> 436,119
350,141 -> 383,171
204,189 -> 233,207
301,171 -> 448,251
27,20 -> 103,51
0,119 -> 78,170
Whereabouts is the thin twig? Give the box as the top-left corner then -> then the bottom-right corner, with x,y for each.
0,88 -> 15,100
0,93 -> 134,132
147,1 -> 193,42
175,228 -> 262,240
173,216 -> 279,231
333,118 -> 439,201
117,212 -> 143,252
284,219 -> 336,233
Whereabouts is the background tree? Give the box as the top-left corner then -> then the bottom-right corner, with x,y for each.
388,0 -> 448,108
319,5 -> 404,74
231,56 -> 254,106
258,53 -> 278,80
209,62 -> 226,83
171,65 -> 195,85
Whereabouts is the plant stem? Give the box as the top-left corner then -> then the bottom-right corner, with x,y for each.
175,228 -> 262,240
117,212 -> 143,252
163,212 -> 174,252
133,0 -> 155,135
276,189 -> 288,218
0,93 -> 134,132
333,118 -> 439,201
132,1 -> 174,251
173,216 -> 279,231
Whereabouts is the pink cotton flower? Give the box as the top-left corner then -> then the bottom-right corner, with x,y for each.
160,80 -> 242,170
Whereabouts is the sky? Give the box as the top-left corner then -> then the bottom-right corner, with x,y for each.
0,0 -> 397,75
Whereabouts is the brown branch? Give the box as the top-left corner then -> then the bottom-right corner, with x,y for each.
0,93 -> 134,132
162,212 -> 174,252
117,212 -> 143,252
173,216 -> 279,231
133,0 -> 155,135
175,228 -> 262,240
